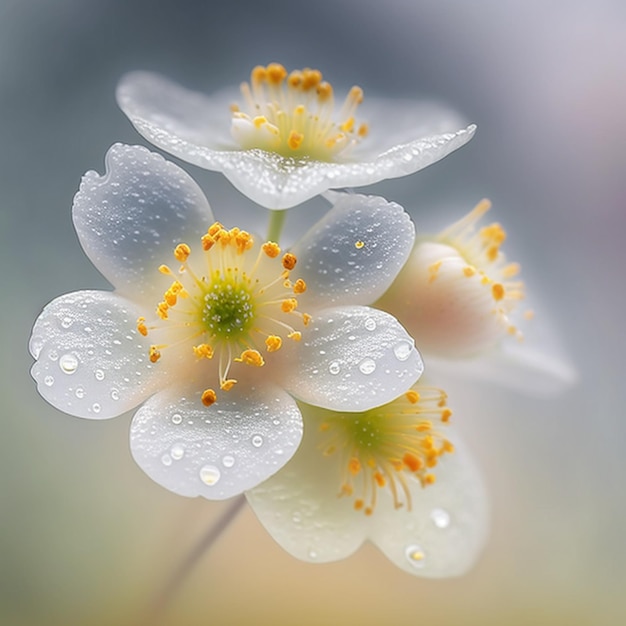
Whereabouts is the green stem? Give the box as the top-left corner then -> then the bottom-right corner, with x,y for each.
142,495 -> 246,625
266,209 -> 287,244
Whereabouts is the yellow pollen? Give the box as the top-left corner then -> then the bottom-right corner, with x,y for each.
492,283 -> 506,301
288,130 -> 304,150
354,499 -> 364,511
267,62 -> 287,84
174,243 -> 191,263
355,240 -> 365,249
348,457 -> 361,475
221,379 -> 237,391
463,265 -> 476,277
157,302 -> 169,320
293,278 -> 307,294
358,123 -> 369,137
486,245 -> 500,262
149,346 -> 161,363
288,331 -> 302,341
302,313 -> 312,326
262,241 -> 281,258
235,349 -> 265,367
265,335 -> 282,352
340,117 -> 355,133
424,474 -> 436,485
282,253 -> 297,270
441,409 -> 452,422
158,264 -> 173,275
281,298 -> 298,313
201,389 -> 217,407
193,343 -> 214,359
406,390 -> 420,404
136,317 -> 148,336
403,452 -> 422,472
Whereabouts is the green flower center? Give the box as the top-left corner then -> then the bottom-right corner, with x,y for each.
202,276 -> 256,340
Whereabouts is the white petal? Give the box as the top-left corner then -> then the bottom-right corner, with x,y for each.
356,97 -> 470,155
29,290 -> 163,419
281,306 -> 423,411
291,192 -> 415,307
247,412 -> 367,563
129,382 -> 303,500
116,72 -> 475,209
369,436 -> 488,578
73,143 -> 214,303
116,71 -> 236,147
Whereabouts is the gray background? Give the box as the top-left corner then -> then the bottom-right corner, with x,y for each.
1,0 -> 624,624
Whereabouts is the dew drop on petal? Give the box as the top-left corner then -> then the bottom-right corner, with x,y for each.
31,337 -> 44,359
59,353 -> 79,375
44,375 -> 54,387
251,434 -> 264,448
48,350 -> 58,361
110,389 -> 120,401
430,507 -> 451,529
222,455 -> 235,468
199,465 -> 221,486
61,316 -> 73,329
308,549 -> 318,559
91,403 -> 101,414
393,341 -> 413,362
328,361 -> 341,375
171,413 -> 183,425
358,358 -> 376,375
170,444 -> 185,460
75,387 -> 85,399
364,317 -> 376,331
405,544 -> 426,569
95,369 -> 105,381
161,454 -> 173,466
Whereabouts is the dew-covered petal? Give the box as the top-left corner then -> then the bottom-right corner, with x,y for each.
368,436 -> 488,578
291,192 -> 415,307
129,382 -> 303,500
116,73 -> 476,209
29,290 -> 163,419
281,306 -> 423,411
247,408 -> 367,563
73,143 -> 214,303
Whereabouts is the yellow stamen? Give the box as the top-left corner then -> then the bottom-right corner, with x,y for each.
174,243 -> 191,263
282,253 -> 297,270
201,389 -> 217,407
235,349 -> 265,367
265,335 -> 282,352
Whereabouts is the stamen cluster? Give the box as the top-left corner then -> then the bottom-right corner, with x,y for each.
230,63 -> 368,161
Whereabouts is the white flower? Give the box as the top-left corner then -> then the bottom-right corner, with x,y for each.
247,385 -> 488,578
116,62 -> 476,210
376,197 -> 577,393
29,144 -> 424,500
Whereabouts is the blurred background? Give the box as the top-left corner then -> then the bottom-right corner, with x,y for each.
1,0 -> 625,624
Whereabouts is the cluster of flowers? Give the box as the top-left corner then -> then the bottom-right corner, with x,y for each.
30,63 -> 567,577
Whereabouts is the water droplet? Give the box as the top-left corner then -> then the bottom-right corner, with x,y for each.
161,454 -> 172,466
110,389 -> 120,401
75,387 -> 85,399
328,361 -> 341,375
222,455 -> 235,468
405,544 -> 426,569
430,508 -> 451,529
251,434 -> 264,448
48,350 -> 59,361
358,358 -> 376,375
171,413 -> 183,425
61,316 -> 73,329
92,403 -> 101,414
59,353 -> 79,374
44,375 -> 54,387
170,444 -> 185,460
30,337 -> 44,359
393,341 -> 413,362
308,549 -> 318,559
199,465 -> 221,486
95,369 -> 105,381
364,317 -> 376,331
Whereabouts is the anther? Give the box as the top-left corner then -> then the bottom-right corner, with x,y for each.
235,349 -> 265,367
282,253 -> 297,270
262,241 -> 281,258
174,243 -> 191,263
293,278 -> 307,294
149,346 -> 161,363
201,389 -> 217,407
136,317 -> 148,336
265,335 -> 282,352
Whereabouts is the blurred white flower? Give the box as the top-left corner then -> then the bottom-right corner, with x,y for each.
29,144 -> 424,500
376,197 -> 576,392
247,384 -> 488,577
116,62 -> 475,209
